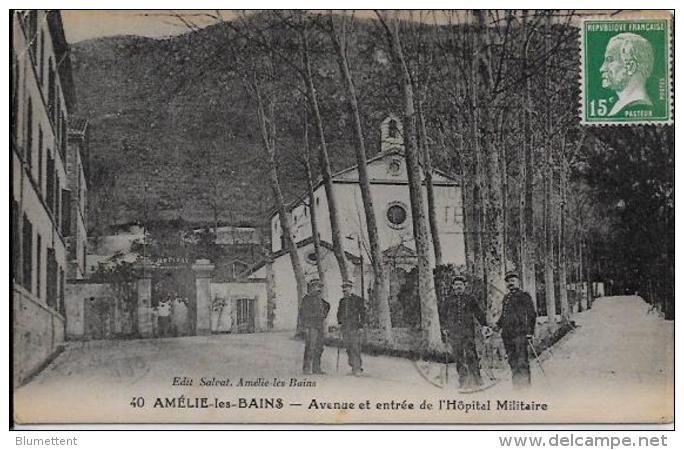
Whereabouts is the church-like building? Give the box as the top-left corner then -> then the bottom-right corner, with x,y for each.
250,115 -> 466,331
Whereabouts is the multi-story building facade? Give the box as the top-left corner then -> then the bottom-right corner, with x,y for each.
11,11 -> 76,386
66,119 -> 89,279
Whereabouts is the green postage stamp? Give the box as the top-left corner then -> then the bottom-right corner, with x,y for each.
581,16 -> 672,125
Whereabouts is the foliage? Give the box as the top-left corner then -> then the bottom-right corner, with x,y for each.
582,127 -> 674,318
394,267 -> 419,328
72,11 -> 673,320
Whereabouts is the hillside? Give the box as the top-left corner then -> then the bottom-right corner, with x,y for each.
70,18 -> 408,234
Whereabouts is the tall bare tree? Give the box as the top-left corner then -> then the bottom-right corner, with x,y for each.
328,13 -> 392,342
301,105 -> 328,290
376,12 -> 441,350
299,24 -> 351,284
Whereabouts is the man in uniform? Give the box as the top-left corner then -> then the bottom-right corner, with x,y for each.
495,271 -> 537,389
439,274 -> 488,389
337,280 -> 366,376
301,279 -> 330,375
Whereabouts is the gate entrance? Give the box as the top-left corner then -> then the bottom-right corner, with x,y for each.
84,296 -> 114,340
82,282 -> 137,340
235,298 -> 255,333
151,266 -> 197,337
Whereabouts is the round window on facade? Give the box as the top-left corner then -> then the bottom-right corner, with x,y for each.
387,158 -> 402,176
305,251 -> 318,265
386,202 -> 408,229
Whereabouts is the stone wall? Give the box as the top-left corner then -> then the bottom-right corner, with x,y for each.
13,284 -> 65,387
65,280 -> 136,340
210,279 -> 268,333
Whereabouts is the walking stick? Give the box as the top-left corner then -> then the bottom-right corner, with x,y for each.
526,336 -> 547,377
443,330 -> 449,385
336,329 -> 341,373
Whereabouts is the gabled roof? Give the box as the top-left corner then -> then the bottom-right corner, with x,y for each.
245,236 -> 361,275
329,148 -> 404,180
267,149 -> 460,219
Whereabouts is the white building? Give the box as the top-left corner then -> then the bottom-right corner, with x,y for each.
12,11 -> 76,385
66,119 -> 90,279
251,116 -> 465,331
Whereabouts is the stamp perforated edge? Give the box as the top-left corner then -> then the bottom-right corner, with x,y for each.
579,14 -> 673,127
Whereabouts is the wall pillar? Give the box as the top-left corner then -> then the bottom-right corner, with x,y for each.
136,259 -> 154,338
192,259 -> 215,335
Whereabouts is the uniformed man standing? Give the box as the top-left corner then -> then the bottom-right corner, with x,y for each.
301,279 -> 330,375
337,280 -> 366,376
495,271 -> 537,389
439,275 -> 488,389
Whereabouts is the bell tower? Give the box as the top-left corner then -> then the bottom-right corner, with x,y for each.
380,114 -> 404,154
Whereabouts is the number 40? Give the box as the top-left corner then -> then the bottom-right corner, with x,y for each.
589,99 -> 608,117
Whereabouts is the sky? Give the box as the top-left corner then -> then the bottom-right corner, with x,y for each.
60,10 -> 231,43
59,10 -> 440,43
59,10 -> 653,44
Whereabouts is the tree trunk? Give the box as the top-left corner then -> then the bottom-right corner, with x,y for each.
255,87 -> 307,335
577,231 -> 584,312
543,154 -> 556,321
520,10 -> 537,310
498,113 -> 508,271
542,14 -> 556,325
585,236 -> 593,309
301,31 -> 350,284
386,18 -> 441,351
453,124 -> 477,278
329,19 -> 392,342
303,119 -> 327,292
453,109 -> 482,282
475,11 -> 505,323
417,100 -> 442,266
558,148 -> 570,321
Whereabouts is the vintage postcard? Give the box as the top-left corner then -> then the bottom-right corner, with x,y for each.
10,9 -> 674,426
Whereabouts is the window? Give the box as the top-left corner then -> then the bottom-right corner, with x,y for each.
305,251 -> 318,265
59,268 -> 66,316
46,153 -> 54,213
47,248 -> 56,308
25,99 -> 33,167
388,119 -> 399,138
386,202 -> 408,229
47,58 -> 55,121
38,126 -> 43,190
36,234 -> 42,298
387,158 -> 402,176
56,178 -> 61,229
61,113 -> 67,158
11,50 -> 19,141
22,215 -> 32,289
12,200 -> 21,283
62,189 -> 71,236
